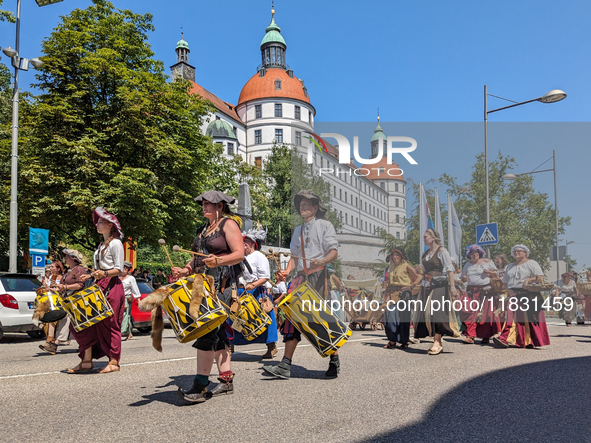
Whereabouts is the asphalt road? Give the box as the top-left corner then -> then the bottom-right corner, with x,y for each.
1,322 -> 591,443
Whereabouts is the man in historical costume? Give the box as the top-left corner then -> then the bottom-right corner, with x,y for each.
262,190 -> 340,379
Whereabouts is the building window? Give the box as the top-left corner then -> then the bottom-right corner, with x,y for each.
334,186 -> 336,197
403,200 -> 405,208
345,191 -> 347,202
295,131 -> 301,145
396,214 -> 400,223
275,129 -> 283,143
380,167 -> 384,173
345,213 -> 348,225
365,202 -> 367,212
295,106 -> 301,120
254,130 -> 262,144
396,232 -> 400,239
356,218 -> 358,228
395,198 -> 399,207
365,221 -> 367,231
255,157 -> 262,170
340,189 -> 342,200
380,182 -> 385,190
233,126 -> 237,136
309,112 -> 312,124
275,79 -> 281,90
227,143 -> 234,155
356,197 -> 358,207
255,105 -> 262,119
395,183 -> 399,192
275,103 -> 282,117
340,211 -> 343,222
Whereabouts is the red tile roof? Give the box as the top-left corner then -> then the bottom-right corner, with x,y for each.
360,157 -> 405,181
238,68 -> 311,105
189,81 -> 242,124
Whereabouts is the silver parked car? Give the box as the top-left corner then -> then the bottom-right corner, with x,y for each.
0,273 -> 45,341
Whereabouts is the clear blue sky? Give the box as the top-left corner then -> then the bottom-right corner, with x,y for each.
2,0 -> 590,267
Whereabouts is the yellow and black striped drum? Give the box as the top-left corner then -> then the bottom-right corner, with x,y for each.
63,285 -> 114,332
35,291 -> 67,323
278,281 -> 351,357
229,293 -> 272,341
162,275 -> 227,344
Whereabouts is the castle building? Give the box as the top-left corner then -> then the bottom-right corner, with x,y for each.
170,8 -> 407,275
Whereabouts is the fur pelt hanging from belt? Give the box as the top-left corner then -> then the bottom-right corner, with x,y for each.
139,274 -> 215,352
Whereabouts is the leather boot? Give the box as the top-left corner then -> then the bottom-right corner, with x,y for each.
261,342 -> 278,359
39,341 -> 57,355
177,380 -> 211,404
210,376 -> 234,396
325,358 -> 340,378
262,361 -> 291,379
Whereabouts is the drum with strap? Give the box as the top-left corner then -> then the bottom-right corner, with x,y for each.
63,284 -> 114,332
35,291 -> 67,323
229,292 -> 272,341
278,281 -> 351,357
162,275 -> 227,343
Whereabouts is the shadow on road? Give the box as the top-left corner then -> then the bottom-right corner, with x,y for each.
357,356 -> 591,442
260,364 -> 327,380
129,375 -> 195,407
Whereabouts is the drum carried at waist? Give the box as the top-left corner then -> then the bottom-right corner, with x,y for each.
162,276 -> 227,344
63,284 -> 114,332
34,291 -> 67,323
229,292 -> 272,341
278,281 -> 351,357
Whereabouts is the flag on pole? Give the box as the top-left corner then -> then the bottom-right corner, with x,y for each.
434,187 -> 445,247
419,182 -> 434,258
124,240 -> 137,269
447,194 -> 462,265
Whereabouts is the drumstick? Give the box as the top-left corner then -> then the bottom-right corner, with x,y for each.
282,252 -> 314,262
267,248 -> 282,270
172,245 -> 218,259
158,239 -> 175,268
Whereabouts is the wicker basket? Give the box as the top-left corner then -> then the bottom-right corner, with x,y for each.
525,281 -> 555,293
576,277 -> 591,296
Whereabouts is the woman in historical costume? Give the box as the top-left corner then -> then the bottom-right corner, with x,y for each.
493,244 -> 550,349
120,261 -> 141,340
38,260 -> 67,354
459,245 -> 500,344
67,207 -> 126,373
551,272 -> 577,327
172,191 -> 244,403
228,229 -> 278,359
413,229 -> 459,355
383,248 -> 420,349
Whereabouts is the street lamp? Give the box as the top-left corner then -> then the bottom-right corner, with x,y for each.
484,86 -> 566,226
502,150 -> 560,282
566,240 -> 574,272
4,0 -> 63,273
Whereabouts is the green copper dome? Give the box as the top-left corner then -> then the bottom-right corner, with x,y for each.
176,38 -> 189,50
206,119 -> 237,139
261,17 -> 286,47
371,121 -> 387,142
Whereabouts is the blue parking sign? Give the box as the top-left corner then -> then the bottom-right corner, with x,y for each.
31,254 -> 45,268
476,223 -> 499,246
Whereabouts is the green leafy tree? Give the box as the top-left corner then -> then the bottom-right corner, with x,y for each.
439,152 -> 570,270
0,0 -> 15,23
12,0 -> 221,254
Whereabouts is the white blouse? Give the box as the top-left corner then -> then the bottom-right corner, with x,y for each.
122,275 -> 141,299
555,279 -> 576,297
242,250 -> 270,283
502,260 -> 544,289
462,260 -> 496,286
290,218 -> 339,272
93,238 -> 124,272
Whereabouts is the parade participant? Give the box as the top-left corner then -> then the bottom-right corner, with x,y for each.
383,248 -> 420,349
459,245 -> 499,344
551,272 -> 577,327
262,190 -> 339,379
493,244 -> 550,349
121,261 -> 141,340
67,207 -> 125,374
38,261 -> 65,354
230,229 -> 278,359
272,271 -> 287,301
153,268 -> 167,289
413,229 -> 459,355
171,191 -> 244,403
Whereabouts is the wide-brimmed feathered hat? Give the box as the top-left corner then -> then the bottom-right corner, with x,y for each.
389,248 -> 408,262
294,190 -> 327,218
464,244 -> 485,259
194,190 -> 235,205
93,207 -> 124,239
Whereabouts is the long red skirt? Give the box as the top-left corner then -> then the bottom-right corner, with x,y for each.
459,286 -> 502,339
69,277 -> 125,363
499,291 -> 550,348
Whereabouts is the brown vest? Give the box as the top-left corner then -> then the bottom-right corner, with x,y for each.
422,246 -> 443,276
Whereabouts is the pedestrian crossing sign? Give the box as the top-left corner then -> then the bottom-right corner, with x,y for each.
476,223 -> 498,246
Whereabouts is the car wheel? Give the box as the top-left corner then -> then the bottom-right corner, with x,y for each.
27,330 -> 46,339
136,327 -> 152,333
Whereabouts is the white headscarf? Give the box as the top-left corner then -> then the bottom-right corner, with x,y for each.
242,229 -> 267,249
511,244 -> 530,258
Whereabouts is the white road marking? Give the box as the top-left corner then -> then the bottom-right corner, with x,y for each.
0,336 -> 386,379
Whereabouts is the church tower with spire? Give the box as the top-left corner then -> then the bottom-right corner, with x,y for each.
170,33 -> 195,82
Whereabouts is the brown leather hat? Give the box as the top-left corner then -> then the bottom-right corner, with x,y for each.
294,190 -> 327,218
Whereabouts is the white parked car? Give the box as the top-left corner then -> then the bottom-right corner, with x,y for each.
0,273 -> 45,341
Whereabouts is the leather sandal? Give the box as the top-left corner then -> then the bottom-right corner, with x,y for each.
384,341 -> 397,349
67,360 -> 94,374
98,364 -> 120,374
428,345 -> 443,355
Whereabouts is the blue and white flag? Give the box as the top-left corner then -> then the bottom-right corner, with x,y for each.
419,182 -> 434,257
29,228 -> 49,255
